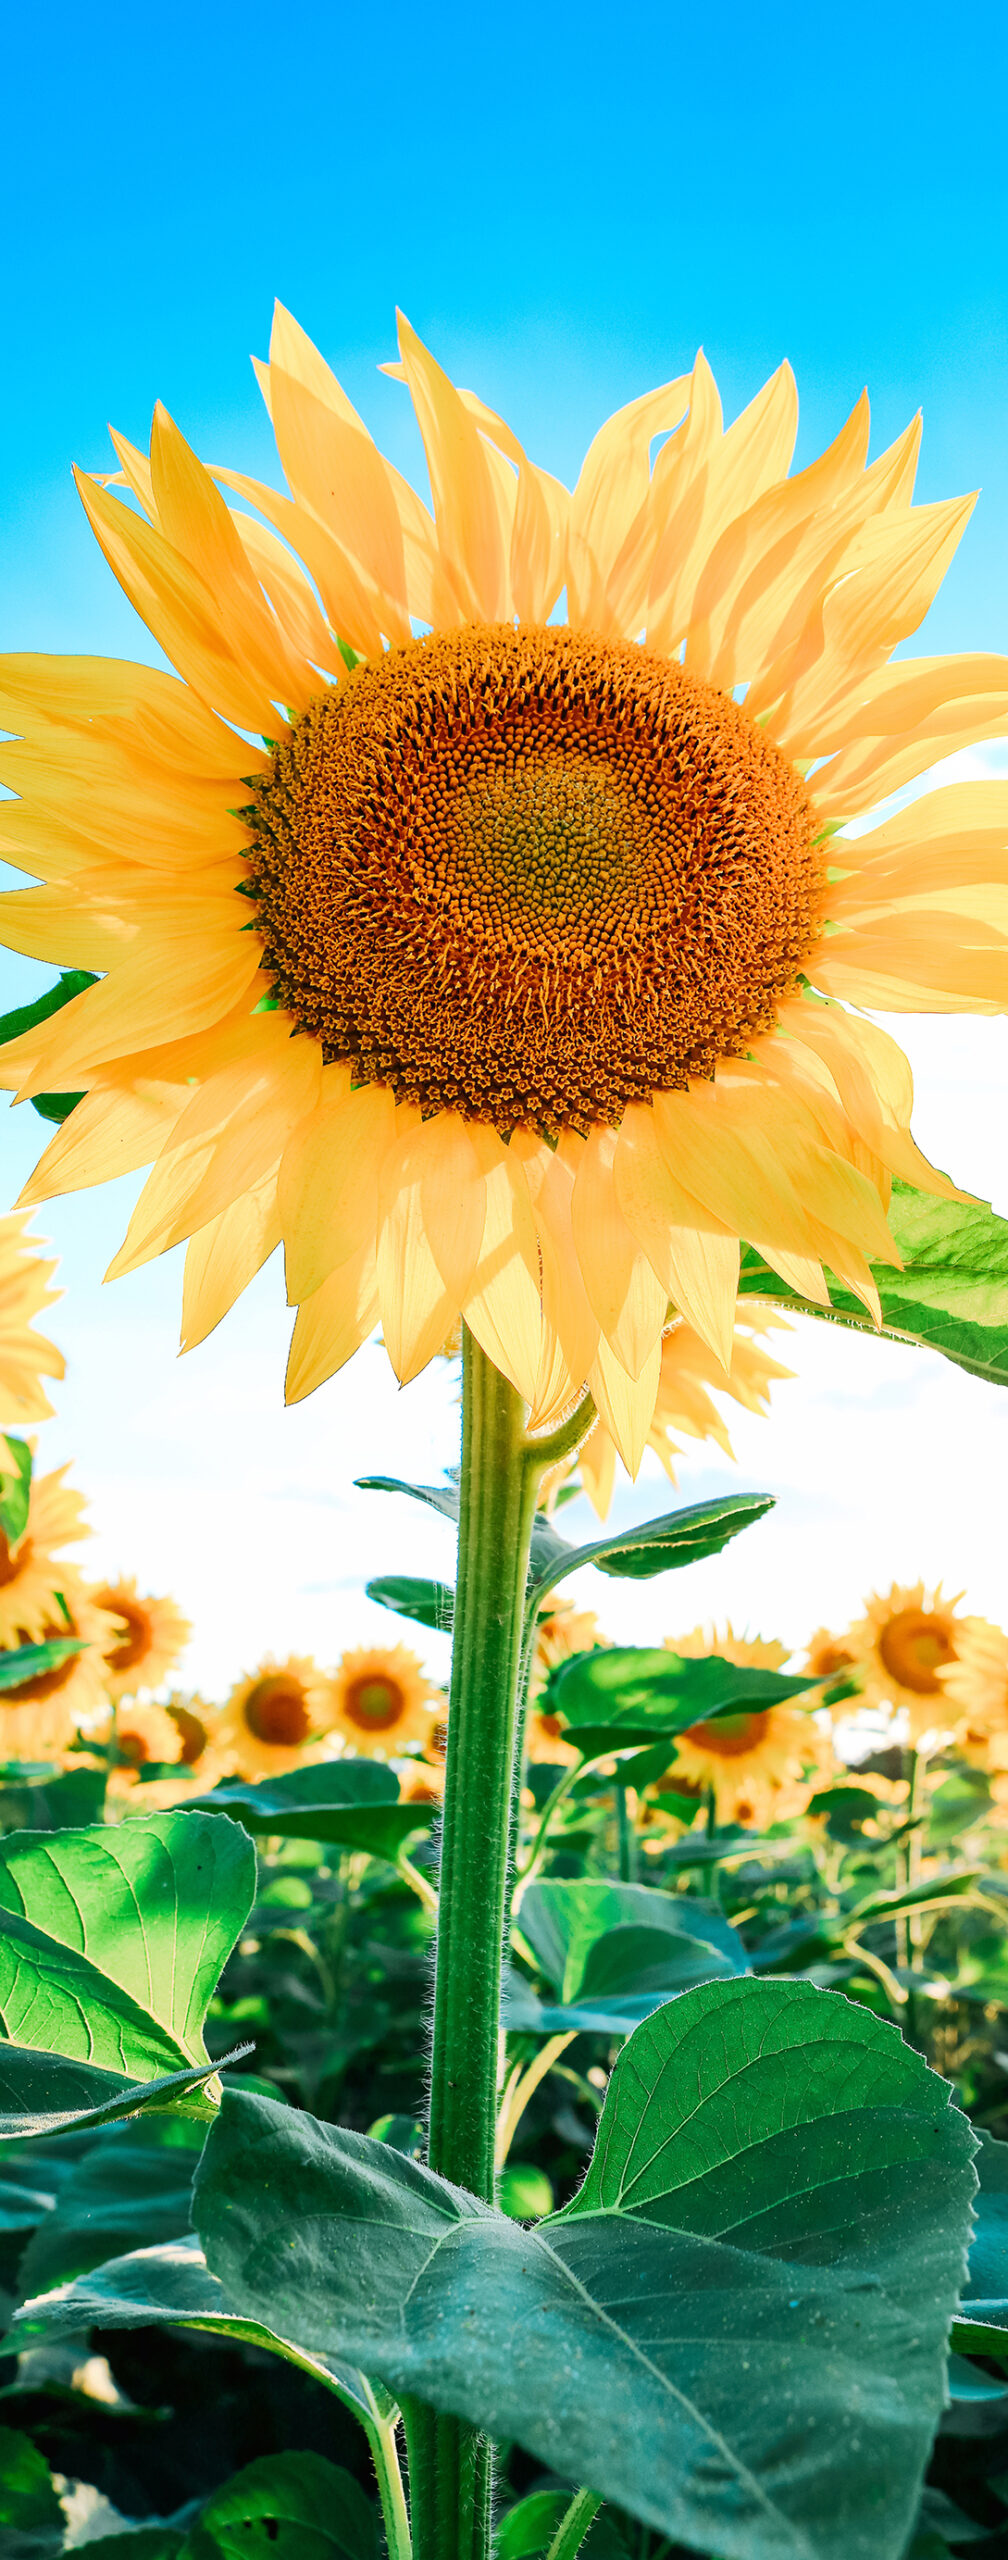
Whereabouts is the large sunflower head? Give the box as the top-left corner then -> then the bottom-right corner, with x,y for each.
216,1652 -> 338,1779
86,1574 -> 192,1700
659,1624 -> 829,1825
0,1461 -> 90,1650
0,1584 -> 120,1764
0,1213 -> 65,1455
331,1642 -> 442,1758
2,310 -> 1005,1461
845,1579 -> 970,1748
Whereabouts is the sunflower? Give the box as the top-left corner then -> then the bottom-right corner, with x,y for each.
556,1305 -> 793,1516
0,1213 -> 64,1455
660,1625 -> 828,1825
0,1586 -> 120,1763
0,315 -> 1003,1462
86,1574 -> 192,1699
216,1653 -> 339,1780
331,1642 -> 442,1757
939,1617 -> 1008,1769
844,1579 -> 970,1747
0,1462 -> 90,1648
115,1689 -> 233,1807
110,1697 -> 184,1769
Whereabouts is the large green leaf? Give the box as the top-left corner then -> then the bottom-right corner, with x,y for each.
526,1494 -> 775,1612
12,2232 -> 389,2430
16,2114 -> 202,2298
0,2042 -> 249,2142
550,1646 -> 816,1756
509,1878 -> 745,2033
0,1812 -> 255,2080
187,2453 -> 378,2560
187,1760 -> 433,1854
192,1979 -> 976,2560
951,2127 -> 1008,2358
738,1184 -> 1008,1389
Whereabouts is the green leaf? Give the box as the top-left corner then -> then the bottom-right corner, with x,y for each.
0,1812 -> 255,2079
366,1574 -> 455,1633
951,2126 -> 1008,2353
12,2233 -> 388,2430
0,1637 -> 82,1695
356,1473 -> 459,1522
550,1646 -> 816,1754
0,1439 -> 32,1547
16,2114 -> 202,2297
0,2042 -> 251,2141
0,1763 -> 108,1828
187,1760 -> 434,1854
187,2453 -> 378,2560
192,1979 -> 977,2560
738,1183 -> 1008,1389
510,1879 -> 745,2032
526,1494 -> 775,1611
0,2425 -> 63,2559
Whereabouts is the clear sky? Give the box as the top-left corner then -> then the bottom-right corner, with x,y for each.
0,1 -> 1006,1695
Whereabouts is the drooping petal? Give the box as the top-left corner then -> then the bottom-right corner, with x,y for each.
277,1072 -> 396,1303
376,1108 -> 485,1382
181,1180 -> 282,1350
285,1242 -> 380,1403
613,1104 -> 739,1365
462,1128 -> 545,1405
588,1332 -> 663,1476
570,1122 -> 669,1379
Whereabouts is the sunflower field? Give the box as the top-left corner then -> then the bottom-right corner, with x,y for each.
0,314 -> 1007,2560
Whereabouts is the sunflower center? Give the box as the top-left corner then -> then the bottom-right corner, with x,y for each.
879,1609 -> 956,1695
244,1674 -> 312,1746
94,1590 -> 151,1674
343,1675 -> 406,1733
248,625 -> 823,1136
683,1710 -> 770,1758
166,1703 -> 210,1766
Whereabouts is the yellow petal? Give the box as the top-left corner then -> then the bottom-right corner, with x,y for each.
74,469 -> 284,734
396,313 -> 508,622
588,1333 -> 663,1477
278,1074 -> 396,1302
181,1181 -> 282,1350
285,1242 -> 380,1403
268,309 -> 412,645
148,404 -> 317,712
514,1128 -> 600,1390
17,1081 -> 184,1206
107,1026 -> 320,1275
8,917 -> 260,1096
463,1129 -> 544,1405
688,391 -> 871,690
613,1104 -> 739,1365
376,1109 -> 484,1383
570,1123 -> 668,1379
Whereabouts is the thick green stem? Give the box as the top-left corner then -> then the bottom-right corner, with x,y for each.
411,1329 -> 542,2560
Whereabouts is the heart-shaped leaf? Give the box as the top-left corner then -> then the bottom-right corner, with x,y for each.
16,2114 -> 201,2299
738,1183 -> 1008,1389
12,2232 -> 389,2430
509,1879 -> 745,2032
0,1812 -> 255,2080
550,1646 -> 816,1756
192,1978 -> 976,2560
187,1760 -> 433,1854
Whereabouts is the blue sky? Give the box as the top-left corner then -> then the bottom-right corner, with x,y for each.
0,3 -> 1005,1693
